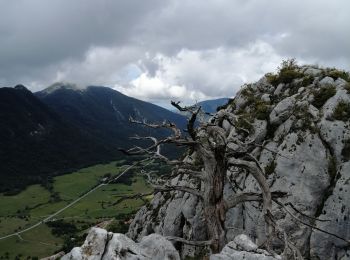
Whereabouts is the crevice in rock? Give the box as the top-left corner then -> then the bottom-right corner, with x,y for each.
315,132 -> 340,219
101,232 -> 113,259
308,132 -> 343,258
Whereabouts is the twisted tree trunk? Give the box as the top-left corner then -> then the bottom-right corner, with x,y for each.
198,127 -> 228,253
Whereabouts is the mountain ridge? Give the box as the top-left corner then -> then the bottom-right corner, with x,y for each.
35,84 -> 187,152
0,86 -> 114,193
0,84 -> 186,193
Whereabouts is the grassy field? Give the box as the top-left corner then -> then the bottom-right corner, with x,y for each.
0,160 -> 152,259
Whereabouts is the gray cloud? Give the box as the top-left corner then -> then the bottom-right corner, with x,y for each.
0,0 -> 349,103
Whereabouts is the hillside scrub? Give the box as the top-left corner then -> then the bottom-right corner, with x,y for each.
266,58 -> 303,86
312,85 -> 337,109
333,101 -> 350,121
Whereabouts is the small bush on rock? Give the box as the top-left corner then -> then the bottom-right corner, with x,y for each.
325,69 -> 350,82
344,83 -> 350,94
333,101 -> 350,121
266,59 -> 304,86
255,101 -> 270,120
312,85 -> 336,109
301,75 -> 314,87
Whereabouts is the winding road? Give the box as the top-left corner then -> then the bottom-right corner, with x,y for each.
0,163 -> 137,241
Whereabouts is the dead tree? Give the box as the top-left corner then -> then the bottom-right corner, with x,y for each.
119,101 -> 304,257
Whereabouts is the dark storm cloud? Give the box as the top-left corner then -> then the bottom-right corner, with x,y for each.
0,0 -> 349,102
0,0 -> 165,85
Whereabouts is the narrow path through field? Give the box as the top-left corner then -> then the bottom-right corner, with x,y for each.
0,162 -> 137,241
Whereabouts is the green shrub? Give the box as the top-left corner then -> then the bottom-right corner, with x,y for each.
240,85 -> 253,96
107,219 -> 129,233
333,101 -> 350,121
344,83 -> 350,94
265,73 -> 279,86
46,220 -> 78,237
301,75 -> 314,87
312,85 -> 336,109
326,69 -> 350,82
278,69 -> 303,84
255,101 -> 270,120
265,59 -> 303,86
235,114 -> 254,133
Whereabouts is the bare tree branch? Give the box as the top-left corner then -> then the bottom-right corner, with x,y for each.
176,168 -> 205,180
228,158 -> 272,213
171,101 -> 201,140
274,199 -> 350,244
112,192 -> 154,206
129,116 -> 181,138
228,157 -> 275,252
284,202 -> 331,222
151,184 -> 204,200
225,191 -> 288,210
166,236 -> 212,246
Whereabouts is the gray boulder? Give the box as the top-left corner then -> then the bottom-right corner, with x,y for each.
319,76 -> 335,86
62,228 -> 180,260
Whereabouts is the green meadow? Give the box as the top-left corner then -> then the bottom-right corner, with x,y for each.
0,160 -> 152,259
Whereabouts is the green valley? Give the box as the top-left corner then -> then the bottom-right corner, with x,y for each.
0,160 -> 152,259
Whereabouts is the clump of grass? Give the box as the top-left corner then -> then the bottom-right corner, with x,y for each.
235,113 -> 254,133
344,83 -> 350,94
312,85 -> 337,109
265,73 -> 279,86
301,75 -> 314,87
255,100 -> 270,120
333,101 -> 350,121
290,105 -> 317,134
238,86 -> 271,121
266,59 -> 304,86
240,84 -> 254,96
325,69 -> 350,82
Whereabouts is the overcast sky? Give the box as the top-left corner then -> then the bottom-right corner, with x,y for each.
0,0 -> 349,106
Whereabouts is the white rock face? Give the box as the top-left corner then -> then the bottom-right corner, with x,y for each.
127,66 -> 350,259
269,96 -> 296,125
304,67 -> 322,77
62,228 -> 109,260
310,161 -> 350,260
62,228 -> 180,260
319,76 -> 335,86
274,83 -> 285,95
261,93 -> 271,102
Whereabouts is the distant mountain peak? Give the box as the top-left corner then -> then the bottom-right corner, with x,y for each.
14,84 -> 29,91
42,82 -> 83,94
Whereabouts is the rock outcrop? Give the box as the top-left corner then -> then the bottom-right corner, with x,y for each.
211,234 -> 280,260
127,64 -> 350,259
62,227 -> 180,260
63,228 -> 280,260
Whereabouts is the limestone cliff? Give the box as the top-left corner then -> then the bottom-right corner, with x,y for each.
127,64 -> 350,259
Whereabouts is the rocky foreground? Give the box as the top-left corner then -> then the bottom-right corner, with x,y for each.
63,64 -> 350,259
61,227 -> 278,260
